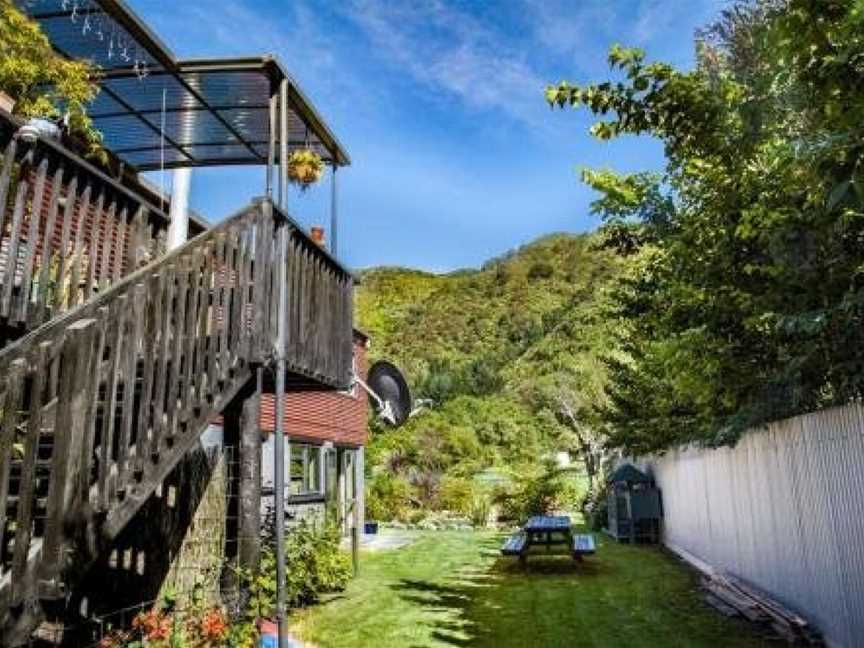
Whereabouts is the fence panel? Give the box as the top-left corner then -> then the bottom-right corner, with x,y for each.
639,403 -> 864,648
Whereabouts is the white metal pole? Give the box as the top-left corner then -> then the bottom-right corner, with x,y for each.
166,167 -> 192,250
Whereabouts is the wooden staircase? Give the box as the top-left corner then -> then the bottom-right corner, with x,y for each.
0,126 -> 354,644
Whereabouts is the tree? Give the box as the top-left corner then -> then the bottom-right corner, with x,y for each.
547,0 -> 864,452
0,0 -> 103,159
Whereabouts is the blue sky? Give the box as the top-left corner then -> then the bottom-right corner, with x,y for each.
133,0 -> 721,272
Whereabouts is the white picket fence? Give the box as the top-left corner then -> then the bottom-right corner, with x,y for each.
637,403 -> 864,648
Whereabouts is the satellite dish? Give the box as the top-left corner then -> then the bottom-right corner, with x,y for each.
354,361 -> 411,427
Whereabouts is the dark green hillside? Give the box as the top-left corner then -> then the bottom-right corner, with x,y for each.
355,233 -> 624,520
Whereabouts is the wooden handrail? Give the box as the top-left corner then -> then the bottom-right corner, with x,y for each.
0,196 -> 353,639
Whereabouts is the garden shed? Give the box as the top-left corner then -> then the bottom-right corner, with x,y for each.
605,464 -> 663,543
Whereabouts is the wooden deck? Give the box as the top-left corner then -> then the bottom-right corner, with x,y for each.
0,126 -> 354,643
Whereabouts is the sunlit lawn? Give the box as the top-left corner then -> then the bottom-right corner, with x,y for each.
290,529 -> 776,648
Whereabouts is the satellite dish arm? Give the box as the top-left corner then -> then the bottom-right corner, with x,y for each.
352,373 -> 397,425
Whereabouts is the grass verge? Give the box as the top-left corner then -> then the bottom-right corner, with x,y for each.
290,530 -> 776,647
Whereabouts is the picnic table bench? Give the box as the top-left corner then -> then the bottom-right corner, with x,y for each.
500,515 -> 596,563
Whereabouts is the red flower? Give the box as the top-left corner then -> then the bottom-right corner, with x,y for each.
199,608 -> 228,641
132,608 -> 172,641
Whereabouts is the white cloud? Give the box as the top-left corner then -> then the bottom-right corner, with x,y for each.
338,0 -> 549,127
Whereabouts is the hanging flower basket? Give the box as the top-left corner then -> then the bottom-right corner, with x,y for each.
0,91 -> 15,114
287,149 -> 324,190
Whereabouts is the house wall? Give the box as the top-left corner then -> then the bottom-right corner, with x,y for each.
258,335 -> 369,447
636,403 -> 864,648
256,334 -> 369,535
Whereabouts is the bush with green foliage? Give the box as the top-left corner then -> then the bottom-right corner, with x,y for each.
365,473 -> 414,522
245,521 -> 352,616
469,490 -> 492,528
495,461 -> 584,522
547,0 -> 864,452
436,475 -> 476,514
0,0 -> 104,161
581,481 -> 609,532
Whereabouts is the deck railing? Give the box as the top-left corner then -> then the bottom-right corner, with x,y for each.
0,195 -> 353,639
0,113 -> 169,334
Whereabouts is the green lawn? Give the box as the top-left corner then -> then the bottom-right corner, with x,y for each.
291,530 -> 776,648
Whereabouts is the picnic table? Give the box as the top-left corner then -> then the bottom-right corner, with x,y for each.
501,515 -> 596,563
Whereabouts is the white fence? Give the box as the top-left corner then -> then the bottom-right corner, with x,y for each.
637,403 -> 864,648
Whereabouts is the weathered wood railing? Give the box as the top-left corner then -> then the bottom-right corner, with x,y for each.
0,113 -> 169,335
0,197 -> 353,640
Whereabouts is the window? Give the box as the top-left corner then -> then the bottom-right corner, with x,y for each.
289,444 -> 323,497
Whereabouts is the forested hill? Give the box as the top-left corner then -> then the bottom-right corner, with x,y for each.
355,233 -> 623,514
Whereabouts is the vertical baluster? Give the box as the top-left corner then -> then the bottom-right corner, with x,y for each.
67,185 -> 93,309
98,295 -> 127,511
316,260 -> 326,377
30,164 -> 65,327
292,244 -> 305,372
326,266 -> 336,380
10,342 -> 51,604
194,246 -> 213,407
218,234 -> 233,382
301,247 -> 315,373
117,283 -> 144,495
126,206 -> 147,272
0,139 -> 19,235
49,175 -> 78,318
343,275 -> 352,382
150,268 -> 174,460
313,259 -> 323,377
207,237 -> 222,397
267,234 -> 279,362
85,192 -> 106,302
227,230 -> 244,369
1,180 -> 30,319
290,237 -> 302,368
252,208 -> 271,361
134,274 -> 160,478
238,232 -> 252,361
0,359 -> 25,575
165,270 -> 189,445
15,158 -> 49,325
98,201 -> 117,292
181,252 -> 202,418
80,308 -> 107,506
112,206 -> 129,284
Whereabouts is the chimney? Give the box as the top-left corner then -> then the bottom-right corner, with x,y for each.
310,226 -> 326,247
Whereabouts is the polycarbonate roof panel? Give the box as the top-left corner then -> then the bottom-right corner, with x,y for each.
15,0 -> 350,169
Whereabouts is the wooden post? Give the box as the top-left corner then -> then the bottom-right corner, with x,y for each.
279,79 -> 289,213
39,319 -> 96,597
268,93 -> 277,200
238,371 -> 262,573
330,165 -> 338,256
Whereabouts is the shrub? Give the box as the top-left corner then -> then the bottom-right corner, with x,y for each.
469,491 -> 492,528
246,521 -> 352,618
437,475 -> 475,514
366,473 -> 413,522
527,261 -> 554,280
496,461 -> 583,522
581,481 -> 610,531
